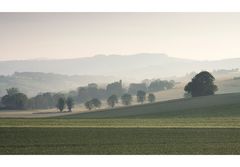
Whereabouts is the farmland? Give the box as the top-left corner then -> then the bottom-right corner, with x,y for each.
1,128 -> 240,154
1,93 -> 240,154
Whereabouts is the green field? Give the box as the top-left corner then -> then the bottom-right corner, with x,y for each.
1,93 -> 240,154
1,128 -> 240,154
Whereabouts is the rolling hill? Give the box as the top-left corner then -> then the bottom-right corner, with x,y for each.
0,72 -> 117,97
62,93 -> 240,119
1,53 -> 240,80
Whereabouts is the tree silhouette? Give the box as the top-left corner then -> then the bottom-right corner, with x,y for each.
66,97 -> 74,112
85,101 -> 93,110
56,97 -> 65,112
184,71 -> 218,97
121,93 -> 132,106
1,88 -> 28,110
137,90 -> 146,104
148,93 -> 156,103
91,98 -> 101,109
107,95 -> 118,108
6,88 -> 19,96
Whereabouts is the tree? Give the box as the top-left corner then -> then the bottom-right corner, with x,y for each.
148,79 -> 175,92
121,93 -> 132,106
91,98 -> 101,109
6,88 -> 19,96
14,93 -> 28,109
1,95 -> 13,109
148,93 -> 156,103
1,88 -> 28,110
56,97 -> 65,112
85,100 -> 93,110
184,71 -> 218,97
107,95 -> 118,108
28,92 -> 55,109
66,97 -> 74,112
137,90 -> 146,104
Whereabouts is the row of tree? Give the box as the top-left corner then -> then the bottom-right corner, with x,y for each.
76,79 -> 174,103
50,71 -> 220,112
0,71 -> 218,111
83,91 -> 156,111
20,79 -> 175,110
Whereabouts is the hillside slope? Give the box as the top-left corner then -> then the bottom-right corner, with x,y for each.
63,93 -> 240,119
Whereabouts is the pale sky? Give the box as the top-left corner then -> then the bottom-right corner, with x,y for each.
1,13 -> 240,61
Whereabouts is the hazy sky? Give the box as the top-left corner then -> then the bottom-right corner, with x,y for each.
1,13 -> 240,61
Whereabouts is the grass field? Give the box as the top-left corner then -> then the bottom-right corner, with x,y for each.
1,128 -> 240,154
1,93 -> 240,154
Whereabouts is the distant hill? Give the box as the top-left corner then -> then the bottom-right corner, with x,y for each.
0,72 -> 117,97
1,53 -> 240,80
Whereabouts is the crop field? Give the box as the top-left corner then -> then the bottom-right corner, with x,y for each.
1,93 -> 240,154
1,128 -> 240,154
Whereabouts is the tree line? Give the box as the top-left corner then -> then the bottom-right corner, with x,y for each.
0,79 -> 174,110
83,92 -> 156,111
0,71 -> 218,111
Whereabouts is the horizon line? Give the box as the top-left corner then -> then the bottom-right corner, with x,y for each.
0,53 -> 239,62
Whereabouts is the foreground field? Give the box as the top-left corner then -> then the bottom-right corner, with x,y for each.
1,128 -> 240,154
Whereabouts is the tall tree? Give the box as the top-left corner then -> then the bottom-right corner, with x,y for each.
66,97 -> 74,112
184,71 -> 218,97
107,95 -> 118,108
137,90 -> 146,104
56,97 -> 65,112
121,93 -> 132,106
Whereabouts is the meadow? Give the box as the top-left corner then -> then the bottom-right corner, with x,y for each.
1,93 -> 240,154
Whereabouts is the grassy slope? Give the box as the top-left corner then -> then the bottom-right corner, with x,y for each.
62,93 -> 240,119
1,93 -> 240,128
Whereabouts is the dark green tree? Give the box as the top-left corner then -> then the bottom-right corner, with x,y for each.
66,97 -> 74,112
14,93 -> 28,109
148,93 -> 156,103
91,98 -> 101,109
1,88 -> 28,110
107,94 -> 118,108
184,71 -> 218,97
121,93 -> 132,106
6,88 -> 19,96
85,100 -> 93,110
56,97 -> 65,112
137,90 -> 146,104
